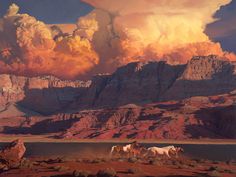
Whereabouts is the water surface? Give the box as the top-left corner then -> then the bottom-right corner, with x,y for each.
0,142 -> 235,161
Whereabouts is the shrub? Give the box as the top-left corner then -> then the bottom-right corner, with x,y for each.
32,161 -> 40,166
76,159 -> 83,163
194,159 -> 207,163
97,168 -> 117,177
60,157 -> 73,163
208,166 -> 224,172
20,158 -> 33,169
207,170 -> 221,177
52,165 -> 69,172
226,160 -> 234,165
149,160 -> 162,166
128,157 -> 138,163
117,158 -> 125,162
212,161 -> 220,164
44,157 -> 63,164
91,159 -> 102,164
127,168 -> 141,174
73,170 -> 91,177
0,163 -> 9,172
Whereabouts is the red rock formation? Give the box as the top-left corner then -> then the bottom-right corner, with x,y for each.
162,55 -> 236,101
0,75 -> 90,115
71,55 -> 236,110
1,93 -> 227,139
0,139 -> 26,167
0,55 -> 236,139
58,93 -> 236,139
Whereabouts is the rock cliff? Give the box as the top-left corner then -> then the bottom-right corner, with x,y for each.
0,75 -> 90,115
0,55 -> 236,139
72,55 -> 236,109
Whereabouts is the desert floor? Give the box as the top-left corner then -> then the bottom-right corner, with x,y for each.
1,155 -> 236,177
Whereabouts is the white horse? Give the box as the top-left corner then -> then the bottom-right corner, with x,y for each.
145,146 -> 176,158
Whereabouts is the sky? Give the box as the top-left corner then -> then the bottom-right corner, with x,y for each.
206,0 -> 236,53
0,0 -> 93,24
0,0 -> 235,80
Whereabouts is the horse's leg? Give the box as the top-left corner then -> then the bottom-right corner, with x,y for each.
133,151 -> 137,158
120,151 -> 123,159
165,151 -> 171,159
126,152 -> 129,158
175,152 -> 179,158
154,152 -> 158,159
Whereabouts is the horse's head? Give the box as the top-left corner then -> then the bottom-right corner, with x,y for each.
175,147 -> 184,153
168,147 -> 177,155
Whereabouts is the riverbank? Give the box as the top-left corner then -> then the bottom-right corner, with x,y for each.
1,134 -> 236,144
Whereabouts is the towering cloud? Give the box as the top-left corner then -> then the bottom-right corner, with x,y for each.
83,0 -> 235,68
0,1 -> 235,79
0,4 -> 98,79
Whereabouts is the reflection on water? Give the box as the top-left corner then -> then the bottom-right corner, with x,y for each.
0,142 -> 235,161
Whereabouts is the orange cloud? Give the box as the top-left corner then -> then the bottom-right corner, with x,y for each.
0,4 -> 98,79
0,1 -> 235,80
83,0 -> 236,67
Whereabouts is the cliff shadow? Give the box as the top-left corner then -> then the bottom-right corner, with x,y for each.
16,86 -> 86,116
2,117 -> 79,135
185,105 -> 236,139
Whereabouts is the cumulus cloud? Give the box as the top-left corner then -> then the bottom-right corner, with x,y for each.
74,12 -> 98,41
0,1 -> 235,79
82,0 -> 235,68
0,4 -> 98,79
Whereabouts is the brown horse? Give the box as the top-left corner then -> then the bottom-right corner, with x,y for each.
110,141 -> 142,158
110,143 -> 134,158
129,142 -> 148,158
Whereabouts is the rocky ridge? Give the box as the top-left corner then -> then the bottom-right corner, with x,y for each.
0,55 -> 236,139
73,55 -> 236,109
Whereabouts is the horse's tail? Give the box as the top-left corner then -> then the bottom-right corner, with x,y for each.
110,146 -> 115,157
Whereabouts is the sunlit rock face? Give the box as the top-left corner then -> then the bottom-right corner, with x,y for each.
161,55 -> 236,101
1,55 -> 235,114
0,75 -> 90,115
1,55 -> 236,115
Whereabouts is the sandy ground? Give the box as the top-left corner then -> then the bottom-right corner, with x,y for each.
1,155 -> 236,177
1,134 -> 236,144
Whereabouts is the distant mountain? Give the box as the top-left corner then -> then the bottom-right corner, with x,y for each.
72,55 -> 236,110
0,55 -> 236,139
